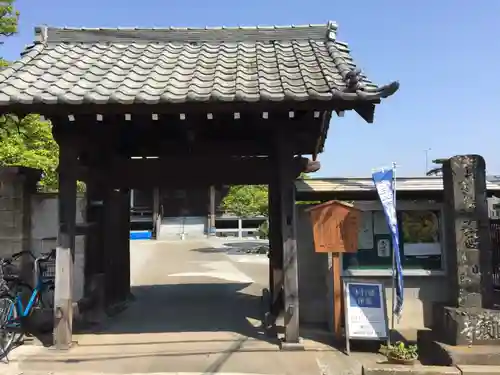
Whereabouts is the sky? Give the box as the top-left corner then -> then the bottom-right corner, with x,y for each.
2,0 -> 499,178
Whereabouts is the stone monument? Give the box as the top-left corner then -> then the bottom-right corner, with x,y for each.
423,155 -> 500,365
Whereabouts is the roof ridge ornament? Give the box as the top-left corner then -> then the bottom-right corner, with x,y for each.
345,68 -> 363,90
327,21 -> 338,41
34,25 -> 48,45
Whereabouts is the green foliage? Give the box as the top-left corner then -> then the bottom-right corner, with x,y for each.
221,173 -> 317,216
0,1 -> 59,190
380,341 -> 418,361
0,0 -> 18,37
0,115 -> 60,191
401,211 -> 439,243
0,0 -> 19,67
258,220 -> 269,239
0,1 -> 85,193
221,185 -> 268,217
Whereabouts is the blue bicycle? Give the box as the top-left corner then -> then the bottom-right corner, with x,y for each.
0,249 -> 55,357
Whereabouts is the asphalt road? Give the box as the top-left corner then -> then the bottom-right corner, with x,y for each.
4,239 -> 363,375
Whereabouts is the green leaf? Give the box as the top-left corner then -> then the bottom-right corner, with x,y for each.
0,115 -> 85,192
221,185 -> 268,217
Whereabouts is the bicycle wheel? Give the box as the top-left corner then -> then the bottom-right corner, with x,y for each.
0,294 -> 20,358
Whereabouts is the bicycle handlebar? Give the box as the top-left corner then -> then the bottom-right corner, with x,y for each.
0,248 -> 54,267
11,250 -> 36,261
38,248 -> 56,260
0,257 -> 12,266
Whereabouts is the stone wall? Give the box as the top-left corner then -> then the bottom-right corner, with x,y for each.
0,167 -> 40,259
0,166 -> 86,302
30,193 -> 86,301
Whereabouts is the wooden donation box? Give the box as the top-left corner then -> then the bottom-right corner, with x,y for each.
306,200 -> 361,253
306,200 -> 362,341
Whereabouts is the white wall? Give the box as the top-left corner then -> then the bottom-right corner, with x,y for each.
30,193 -> 86,301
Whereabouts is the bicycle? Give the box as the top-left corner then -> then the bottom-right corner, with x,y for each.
0,249 -> 56,358
0,250 -> 54,309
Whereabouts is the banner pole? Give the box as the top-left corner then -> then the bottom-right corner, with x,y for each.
390,162 -> 397,343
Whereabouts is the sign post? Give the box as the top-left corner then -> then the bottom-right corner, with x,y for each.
306,200 -> 361,341
343,280 -> 390,355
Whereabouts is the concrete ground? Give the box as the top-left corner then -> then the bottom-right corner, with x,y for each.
1,238 -> 378,375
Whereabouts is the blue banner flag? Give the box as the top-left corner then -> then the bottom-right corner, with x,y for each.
372,168 -> 404,318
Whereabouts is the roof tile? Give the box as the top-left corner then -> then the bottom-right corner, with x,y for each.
0,23 -> 399,107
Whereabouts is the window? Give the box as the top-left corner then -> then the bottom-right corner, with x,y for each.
342,201 -> 443,271
400,210 -> 442,270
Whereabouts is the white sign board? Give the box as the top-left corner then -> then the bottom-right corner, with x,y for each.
377,239 -> 391,257
404,242 -> 441,256
343,281 -> 389,352
357,211 -> 374,249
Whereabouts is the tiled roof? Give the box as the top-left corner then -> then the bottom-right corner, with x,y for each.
0,22 -> 399,107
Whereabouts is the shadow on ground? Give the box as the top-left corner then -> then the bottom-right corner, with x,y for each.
189,246 -> 230,254
222,241 -> 268,249
190,245 -> 269,256
87,282 -> 275,343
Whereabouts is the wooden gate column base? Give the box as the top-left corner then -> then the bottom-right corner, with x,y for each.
279,338 -> 305,351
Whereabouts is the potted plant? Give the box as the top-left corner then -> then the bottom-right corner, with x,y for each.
380,341 -> 418,365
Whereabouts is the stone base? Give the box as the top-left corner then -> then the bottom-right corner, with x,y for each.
457,365 -> 500,374
433,305 -> 500,346
279,338 -> 305,351
418,330 -> 500,366
48,340 -> 78,351
362,364 -> 460,375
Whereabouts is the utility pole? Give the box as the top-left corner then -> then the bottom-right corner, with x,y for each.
425,148 -> 432,175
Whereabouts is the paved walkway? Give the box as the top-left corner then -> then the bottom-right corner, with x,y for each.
1,239 -> 372,375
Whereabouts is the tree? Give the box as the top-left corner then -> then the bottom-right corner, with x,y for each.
0,1 -> 80,192
221,173 -> 315,217
0,1 -> 57,190
0,114 -> 60,191
0,0 -> 19,67
221,185 -> 268,217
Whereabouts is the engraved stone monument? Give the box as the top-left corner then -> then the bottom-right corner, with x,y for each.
435,155 -> 500,346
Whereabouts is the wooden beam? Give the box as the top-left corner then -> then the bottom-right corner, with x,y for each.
266,172 -> 284,328
209,185 -> 216,235
52,111 -> 325,157
122,139 -> 275,157
354,103 -> 376,123
77,156 -> 320,188
276,137 -> 302,349
84,179 -> 105,278
332,254 -> 342,341
5,100 -> 373,118
117,189 -> 131,301
102,187 -> 125,306
53,140 -> 77,350
152,187 -> 160,239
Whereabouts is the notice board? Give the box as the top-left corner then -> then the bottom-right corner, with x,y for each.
343,280 -> 389,354
306,200 -> 361,253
